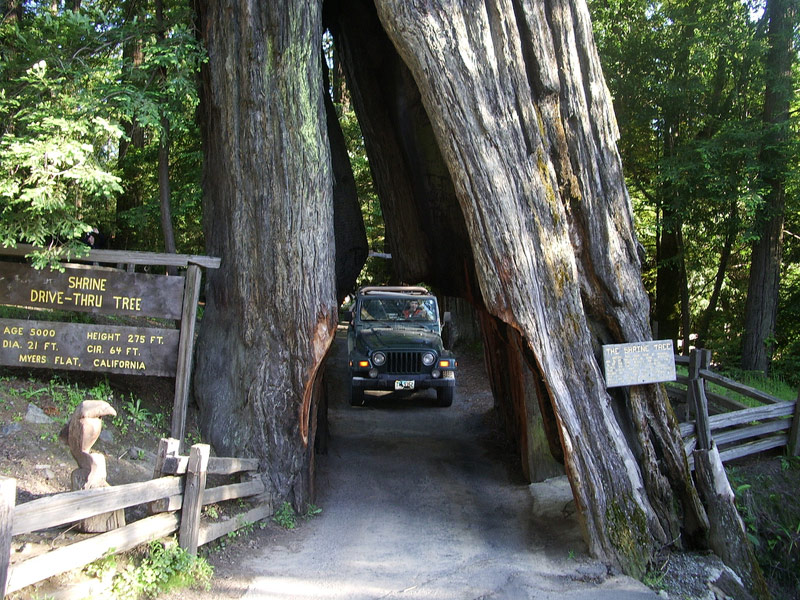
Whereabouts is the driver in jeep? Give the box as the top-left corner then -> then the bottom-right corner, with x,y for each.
402,299 -> 429,320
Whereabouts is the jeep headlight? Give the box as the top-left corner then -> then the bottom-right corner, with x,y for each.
372,351 -> 386,366
422,352 -> 435,366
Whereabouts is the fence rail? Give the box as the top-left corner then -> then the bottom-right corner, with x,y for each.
676,349 -> 800,468
0,439 -> 268,597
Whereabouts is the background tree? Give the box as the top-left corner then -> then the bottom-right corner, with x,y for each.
589,0 -> 767,354
742,0 -> 798,374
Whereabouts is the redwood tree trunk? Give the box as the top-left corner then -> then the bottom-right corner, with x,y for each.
370,0 -> 708,577
192,0 -> 760,589
193,1 -> 337,509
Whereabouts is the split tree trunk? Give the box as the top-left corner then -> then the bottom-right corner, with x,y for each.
193,0 -> 760,588
193,1 -> 337,509
368,0 -> 708,576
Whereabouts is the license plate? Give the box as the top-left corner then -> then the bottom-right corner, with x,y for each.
394,380 -> 415,390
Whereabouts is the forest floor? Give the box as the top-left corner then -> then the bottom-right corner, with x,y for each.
1,332 -> 798,600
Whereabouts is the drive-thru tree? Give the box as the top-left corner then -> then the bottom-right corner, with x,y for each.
192,0 -> 762,592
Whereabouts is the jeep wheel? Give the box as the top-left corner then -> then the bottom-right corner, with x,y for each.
436,386 -> 454,407
350,382 -> 365,407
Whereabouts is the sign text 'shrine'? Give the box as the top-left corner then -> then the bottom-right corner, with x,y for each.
0,261 -> 184,319
0,318 -> 180,376
602,340 -> 676,388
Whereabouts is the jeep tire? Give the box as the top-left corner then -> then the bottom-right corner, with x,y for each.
436,386 -> 454,407
350,381 -> 365,407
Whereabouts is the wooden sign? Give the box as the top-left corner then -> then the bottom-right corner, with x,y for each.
0,246 -> 221,443
0,318 -> 179,376
602,340 -> 676,388
0,262 -> 185,319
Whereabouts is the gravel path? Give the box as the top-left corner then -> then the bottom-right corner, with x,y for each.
195,331 -> 659,600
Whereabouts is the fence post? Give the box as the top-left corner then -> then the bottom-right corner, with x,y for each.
688,349 -> 712,450
179,444 -> 210,555
149,438 -> 181,515
789,388 -> 800,457
1,476 -> 16,598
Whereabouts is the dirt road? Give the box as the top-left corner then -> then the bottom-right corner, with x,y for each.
200,331 -> 659,599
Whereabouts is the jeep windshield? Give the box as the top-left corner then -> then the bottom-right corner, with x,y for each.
358,297 -> 438,323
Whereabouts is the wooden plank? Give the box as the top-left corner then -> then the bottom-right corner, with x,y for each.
698,369 -> 783,405
162,455 -> 260,476
172,263 -> 202,443
179,444 -> 210,555
197,503 -> 272,547
717,435 -> 789,464
203,480 -> 266,506
208,457 -> 260,475
713,419 -> 791,447
5,512 -> 179,595
162,455 -> 190,475
12,477 -> 182,535
680,422 -> 695,438
707,401 -> 795,430
1,476 -> 15,598
674,355 -> 690,366
689,350 -> 712,450
0,244 -> 221,270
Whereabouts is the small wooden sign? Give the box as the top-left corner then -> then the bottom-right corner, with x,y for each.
602,340 -> 676,388
0,262 -> 185,319
0,318 -> 179,376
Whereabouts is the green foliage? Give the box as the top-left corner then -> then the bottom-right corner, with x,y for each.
271,501 -> 322,530
0,8 -> 124,266
123,396 -> 153,429
727,460 -> 800,598
0,1 -> 206,262
589,0 -> 799,371
273,501 -> 297,530
85,538 -> 213,599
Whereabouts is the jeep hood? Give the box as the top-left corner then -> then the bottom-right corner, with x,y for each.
355,326 -> 444,353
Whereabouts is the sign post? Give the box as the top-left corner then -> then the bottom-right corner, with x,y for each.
0,246 -> 220,443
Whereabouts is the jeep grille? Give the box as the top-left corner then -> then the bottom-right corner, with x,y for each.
386,351 -> 422,374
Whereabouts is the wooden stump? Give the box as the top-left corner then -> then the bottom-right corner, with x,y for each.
62,400 -> 126,533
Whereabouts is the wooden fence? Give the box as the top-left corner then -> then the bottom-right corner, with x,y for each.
0,439 -> 268,598
673,349 -> 800,467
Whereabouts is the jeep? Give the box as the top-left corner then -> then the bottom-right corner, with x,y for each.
347,286 -> 457,407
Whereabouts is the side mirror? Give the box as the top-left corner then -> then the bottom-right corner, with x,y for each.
442,311 -> 452,324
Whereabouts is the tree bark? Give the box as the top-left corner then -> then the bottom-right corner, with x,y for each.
368,0 -> 709,577
322,50 -> 369,302
193,0 -> 336,509
193,0 -> 762,589
741,0 -> 796,374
